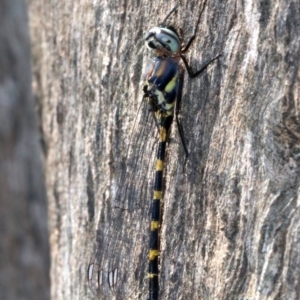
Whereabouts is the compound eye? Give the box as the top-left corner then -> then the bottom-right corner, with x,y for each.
156,33 -> 179,52
162,37 -> 171,44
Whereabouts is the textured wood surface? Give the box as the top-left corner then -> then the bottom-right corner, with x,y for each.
0,0 -> 50,299
28,0 -> 300,299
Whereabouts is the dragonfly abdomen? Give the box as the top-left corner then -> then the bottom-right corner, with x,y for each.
148,115 -> 173,300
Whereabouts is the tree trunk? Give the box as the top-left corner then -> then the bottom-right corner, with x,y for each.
0,0 -> 50,299
28,0 -> 300,299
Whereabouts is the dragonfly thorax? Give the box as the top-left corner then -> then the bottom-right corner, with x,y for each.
144,55 -> 179,117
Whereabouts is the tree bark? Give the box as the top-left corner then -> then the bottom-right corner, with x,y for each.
0,0 -> 50,299
28,0 -> 300,299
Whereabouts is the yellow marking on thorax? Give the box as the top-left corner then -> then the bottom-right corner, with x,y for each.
165,74 -> 178,93
151,221 -> 160,230
149,249 -> 159,260
165,102 -> 174,112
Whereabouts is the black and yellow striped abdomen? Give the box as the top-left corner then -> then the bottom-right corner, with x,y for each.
148,116 -> 173,300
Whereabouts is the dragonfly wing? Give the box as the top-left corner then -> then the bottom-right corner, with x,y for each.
88,100 -> 157,299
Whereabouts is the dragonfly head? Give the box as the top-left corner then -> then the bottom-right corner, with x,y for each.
145,26 -> 180,54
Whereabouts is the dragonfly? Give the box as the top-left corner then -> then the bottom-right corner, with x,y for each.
87,2 -> 221,299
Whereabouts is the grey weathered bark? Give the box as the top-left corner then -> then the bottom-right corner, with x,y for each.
0,0 -> 50,299
28,0 -> 300,299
